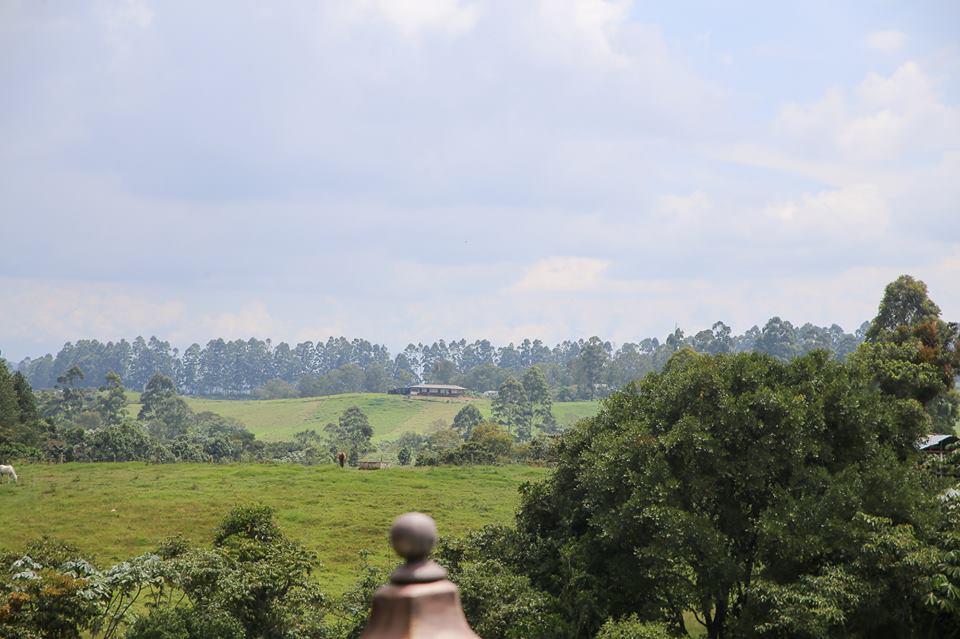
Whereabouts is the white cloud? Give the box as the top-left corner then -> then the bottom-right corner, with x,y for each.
100,0 -> 154,30
764,184 -> 889,235
654,191 -> 712,223
506,258 -> 960,347
778,88 -> 848,149
865,30 -> 906,52
197,303 -> 277,340
293,325 -> 348,343
777,62 -> 960,161
719,143 -> 866,187
335,0 -> 479,39
836,109 -> 905,158
533,0 -> 632,67
894,150 -> 960,235
0,278 -> 185,356
857,62 -> 932,106
511,257 -> 611,292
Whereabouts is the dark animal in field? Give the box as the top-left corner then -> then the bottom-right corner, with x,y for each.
338,452 -> 346,468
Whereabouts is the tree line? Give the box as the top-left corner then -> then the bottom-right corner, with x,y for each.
10,318 -> 868,400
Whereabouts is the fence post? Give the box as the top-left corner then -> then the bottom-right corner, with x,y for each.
360,512 -> 481,638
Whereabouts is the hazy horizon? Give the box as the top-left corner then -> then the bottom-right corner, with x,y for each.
3,314 -> 871,364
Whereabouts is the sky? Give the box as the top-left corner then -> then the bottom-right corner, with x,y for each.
1,0 -> 959,362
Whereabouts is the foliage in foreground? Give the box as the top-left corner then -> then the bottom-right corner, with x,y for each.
595,616 -> 676,639
437,275 -> 960,639
440,353 -> 959,638
0,505 -> 385,639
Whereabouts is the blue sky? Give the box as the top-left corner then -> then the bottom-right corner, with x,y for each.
1,0 -> 958,361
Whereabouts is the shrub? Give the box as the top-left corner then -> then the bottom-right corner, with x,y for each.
595,616 -> 675,639
414,450 -> 439,466
124,607 -> 243,639
454,560 -> 567,639
213,504 -> 280,546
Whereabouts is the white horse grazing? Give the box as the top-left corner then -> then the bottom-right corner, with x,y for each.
0,464 -> 17,484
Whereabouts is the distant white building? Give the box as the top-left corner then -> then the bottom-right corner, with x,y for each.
388,383 -> 468,397
919,433 -> 958,453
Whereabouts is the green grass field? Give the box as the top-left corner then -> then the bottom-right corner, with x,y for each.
0,462 -> 548,594
127,392 -> 600,441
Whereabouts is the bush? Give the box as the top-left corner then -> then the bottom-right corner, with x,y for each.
253,379 -> 299,400
0,540 -> 103,639
213,504 -> 280,545
0,442 -> 44,463
3,507 -> 332,639
595,616 -> 675,639
454,560 -> 567,639
414,450 -> 439,466
148,442 -> 176,464
125,607 -> 244,639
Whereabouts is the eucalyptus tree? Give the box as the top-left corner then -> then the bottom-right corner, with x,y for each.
492,376 -> 531,441
453,404 -> 483,439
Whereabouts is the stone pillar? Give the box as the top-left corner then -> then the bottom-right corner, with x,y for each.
360,512 -> 480,639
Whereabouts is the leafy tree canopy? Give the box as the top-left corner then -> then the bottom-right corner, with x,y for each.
866,275 -> 943,342
510,349 -> 948,638
138,374 -> 178,420
452,404 -> 483,438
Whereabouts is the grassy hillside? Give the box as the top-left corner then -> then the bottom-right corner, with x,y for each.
0,462 -> 548,594
128,392 -> 600,441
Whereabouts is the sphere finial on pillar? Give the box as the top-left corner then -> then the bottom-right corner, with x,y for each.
390,512 -> 438,562
388,512 -> 447,584
360,512 -> 481,638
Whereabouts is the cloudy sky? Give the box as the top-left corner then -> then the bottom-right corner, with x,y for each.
2,0 -> 959,361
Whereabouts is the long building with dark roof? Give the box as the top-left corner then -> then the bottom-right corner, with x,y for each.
388,383 -> 467,397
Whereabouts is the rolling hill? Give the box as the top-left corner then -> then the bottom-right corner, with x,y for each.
128,392 -> 600,441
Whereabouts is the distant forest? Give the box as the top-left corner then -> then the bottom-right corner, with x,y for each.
8,317 -> 869,400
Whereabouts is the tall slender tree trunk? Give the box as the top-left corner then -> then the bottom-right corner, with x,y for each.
708,598 -> 727,639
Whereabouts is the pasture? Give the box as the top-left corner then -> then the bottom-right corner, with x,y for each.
0,462 -> 548,594
127,392 -> 601,441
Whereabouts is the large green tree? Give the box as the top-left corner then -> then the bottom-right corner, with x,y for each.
97,372 -> 129,427
324,406 -> 373,464
53,365 -> 86,421
1,368 -> 43,449
853,275 -> 959,410
429,358 -> 457,384
453,404 -> 483,439
575,337 -> 609,399
511,350 -> 946,638
522,366 -> 556,434
138,373 -> 178,420
138,373 -> 195,439
754,317 -> 799,361
11,371 -> 38,424
865,275 -> 943,342
492,376 -> 531,441
0,359 -> 21,428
